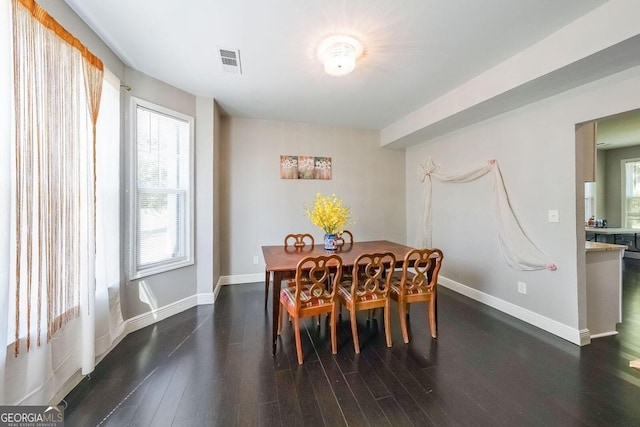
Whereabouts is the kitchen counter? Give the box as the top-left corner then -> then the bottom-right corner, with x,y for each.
585,241 -> 625,339
586,227 -> 638,251
585,241 -> 628,252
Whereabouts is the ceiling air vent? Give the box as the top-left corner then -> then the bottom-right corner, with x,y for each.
218,48 -> 242,74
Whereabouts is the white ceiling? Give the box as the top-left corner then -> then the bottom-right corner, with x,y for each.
63,0 -> 609,130
597,109 -> 640,150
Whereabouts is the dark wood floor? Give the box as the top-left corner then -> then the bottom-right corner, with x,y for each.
63,261 -> 640,426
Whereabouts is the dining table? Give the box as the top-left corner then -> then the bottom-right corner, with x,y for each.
262,239 -> 416,355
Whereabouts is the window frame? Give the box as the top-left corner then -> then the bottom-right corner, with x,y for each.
622,157 -> 640,230
128,96 -> 195,280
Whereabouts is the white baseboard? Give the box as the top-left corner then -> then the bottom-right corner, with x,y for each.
213,273 -> 262,301
218,273 -> 263,285
197,292 -> 215,305
214,278 -> 224,301
439,276 -> 584,346
125,294 -> 198,334
590,331 -> 619,339
580,329 -> 591,346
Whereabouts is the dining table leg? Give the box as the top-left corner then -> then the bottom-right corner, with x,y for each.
264,270 -> 271,309
272,271 -> 283,356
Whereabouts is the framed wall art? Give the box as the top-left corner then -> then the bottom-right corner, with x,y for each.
280,155 -> 332,180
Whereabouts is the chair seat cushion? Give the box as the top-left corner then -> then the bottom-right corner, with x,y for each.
390,281 -> 430,296
338,284 -> 384,303
280,285 -> 332,309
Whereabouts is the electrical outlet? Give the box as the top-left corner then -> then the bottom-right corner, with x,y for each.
253,256 -> 259,265
518,281 -> 527,295
548,209 -> 559,223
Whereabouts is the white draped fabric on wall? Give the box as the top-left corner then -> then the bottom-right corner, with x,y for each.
417,158 -> 557,272
1,0 -> 124,403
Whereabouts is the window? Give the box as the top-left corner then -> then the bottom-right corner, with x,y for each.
623,158 -> 640,229
584,182 -> 596,222
130,98 -> 194,279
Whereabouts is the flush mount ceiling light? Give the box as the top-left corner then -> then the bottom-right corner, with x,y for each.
317,35 -> 363,77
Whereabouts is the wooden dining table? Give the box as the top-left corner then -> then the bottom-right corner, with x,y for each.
262,240 -> 415,355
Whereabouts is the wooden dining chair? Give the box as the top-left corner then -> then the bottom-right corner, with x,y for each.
264,233 -> 315,309
284,233 -> 315,250
278,254 -> 342,364
335,230 -> 353,247
337,252 -> 395,353
390,248 -> 444,343
335,230 -> 354,284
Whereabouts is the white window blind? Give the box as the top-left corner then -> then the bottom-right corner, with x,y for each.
130,98 -> 193,279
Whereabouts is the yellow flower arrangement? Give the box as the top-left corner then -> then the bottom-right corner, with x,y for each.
304,193 -> 352,235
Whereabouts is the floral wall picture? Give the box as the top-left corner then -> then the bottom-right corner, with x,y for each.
280,155 -> 298,179
314,157 -> 332,180
280,155 -> 332,180
298,156 -> 315,179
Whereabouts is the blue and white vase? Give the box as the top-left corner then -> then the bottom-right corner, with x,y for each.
324,233 -> 338,251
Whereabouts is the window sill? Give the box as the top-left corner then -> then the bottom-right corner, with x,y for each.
129,258 -> 194,281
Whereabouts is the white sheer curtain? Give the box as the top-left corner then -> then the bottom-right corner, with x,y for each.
2,0 -> 124,404
0,0 -> 12,405
417,158 -> 557,271
1,73 -> 124,405
94,70 -> 124,358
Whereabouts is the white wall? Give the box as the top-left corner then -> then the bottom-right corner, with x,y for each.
213,103 -> 222,286
220,118 -> 406,278
406,65 -> 640,343
195,97 -> 220,299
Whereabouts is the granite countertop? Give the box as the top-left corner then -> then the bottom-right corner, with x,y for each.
585,241 -> 627,252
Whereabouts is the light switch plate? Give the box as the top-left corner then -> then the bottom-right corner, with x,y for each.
548,210 -> 559,223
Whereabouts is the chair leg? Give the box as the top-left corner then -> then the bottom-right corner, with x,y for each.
399,302 -> 409,344
428,298 -> 437,339
330,308 -> 338,355
293,316 -> 303,365
278,302 -> 284,335
384,302 -> 392,348
350,308 -> 360,354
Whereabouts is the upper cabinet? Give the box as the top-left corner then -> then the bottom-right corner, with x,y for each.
577,121 -> 597,182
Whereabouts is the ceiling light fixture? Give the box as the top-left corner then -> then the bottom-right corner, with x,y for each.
317,35 -> 363,77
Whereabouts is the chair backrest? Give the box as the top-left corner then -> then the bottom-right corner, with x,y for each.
350,252 -> 396,300
293,255 -> 342,309
398,248 -> 443,294
284,233 -> 315,249
335,230 -> 353,247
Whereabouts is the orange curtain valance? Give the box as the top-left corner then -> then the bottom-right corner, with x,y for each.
15,0 -> 103,71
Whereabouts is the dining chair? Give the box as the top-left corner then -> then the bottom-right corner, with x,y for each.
390,248 -> 444,343
335,230 -> 353,247
264,233 -> 315,309
284,233 -> 315,249
335,230 -> 354,283
337,252 -> 395,353
278,254 -> 342,364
